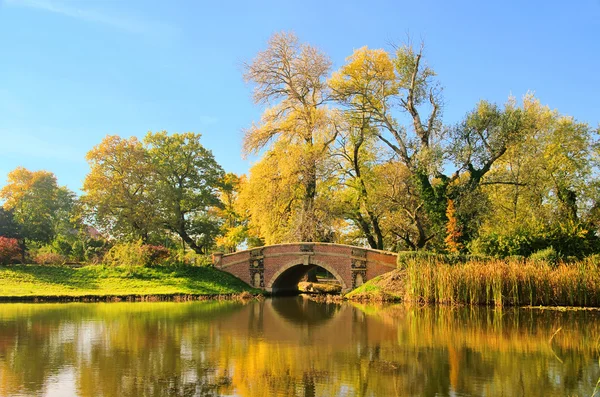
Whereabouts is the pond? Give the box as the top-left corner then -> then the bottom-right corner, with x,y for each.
0,297 -> 599,396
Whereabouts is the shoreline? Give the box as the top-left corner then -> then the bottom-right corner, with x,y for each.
0,291 -> 262,303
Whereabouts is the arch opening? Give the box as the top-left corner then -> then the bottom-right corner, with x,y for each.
268,260 -> 347,295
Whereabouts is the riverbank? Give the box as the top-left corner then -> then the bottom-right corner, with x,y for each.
345,270 -> 406,302
0,264 -> 260,302
346,257 -> 600,307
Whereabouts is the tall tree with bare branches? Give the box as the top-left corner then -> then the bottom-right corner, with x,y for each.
242,32 -> 338,242
330,44 -> 531,248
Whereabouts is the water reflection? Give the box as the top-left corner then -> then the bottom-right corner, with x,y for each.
0,298 -> 598,396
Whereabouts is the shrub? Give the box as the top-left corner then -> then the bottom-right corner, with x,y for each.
471,224 -> 600,259
171,249 -> 212,266
144,245 -> 170,264
51,235 -> 73,256
104,241 -> 172,268
33,246 -> 66,265
397,251 -> 491,268
84,238 -> 110,263
0,237 -> 21,264
529,247 -> 559,266
469,231 -> 534,258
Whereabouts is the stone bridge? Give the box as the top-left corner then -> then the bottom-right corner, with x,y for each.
212,243 -> 398,293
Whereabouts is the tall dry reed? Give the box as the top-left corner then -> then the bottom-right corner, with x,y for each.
404,257 -> 600,306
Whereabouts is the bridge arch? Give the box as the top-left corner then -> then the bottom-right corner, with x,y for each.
213,243 -> 397,294
267,258 -> 349,293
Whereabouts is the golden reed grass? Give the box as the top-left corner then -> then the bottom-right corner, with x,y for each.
404,257 -> 600,306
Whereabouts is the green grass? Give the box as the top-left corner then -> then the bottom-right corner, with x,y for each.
345,271 -> 406,302
0,264 -> 259,299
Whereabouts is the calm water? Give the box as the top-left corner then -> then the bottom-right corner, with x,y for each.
0,298 -> 599,397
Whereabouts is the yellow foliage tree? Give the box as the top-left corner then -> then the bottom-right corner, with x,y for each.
242,32 -> 338,242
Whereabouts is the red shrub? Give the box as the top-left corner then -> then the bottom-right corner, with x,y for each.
143,245 -> 171,265
0,237 -> 21,264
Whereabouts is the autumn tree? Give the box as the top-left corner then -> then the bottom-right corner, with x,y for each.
369,161 -> 436,250
444,199 -> 463,253
82,136 -> 160,241
330,114 -> 387,249
330,44 -> 531,249
214,173 -> 251,253
238,141 -> 338,244
242,32 -> 338,242
0,167 -> 75,245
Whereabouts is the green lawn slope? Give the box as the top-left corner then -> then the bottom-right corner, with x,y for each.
0,264 -> 258,300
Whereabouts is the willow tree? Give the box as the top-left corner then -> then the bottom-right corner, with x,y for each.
243,32 -> 338,242
330,45 -> 531,249
475,97 -> 600,256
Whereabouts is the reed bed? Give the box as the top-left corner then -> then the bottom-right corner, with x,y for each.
404,257 -> 600,306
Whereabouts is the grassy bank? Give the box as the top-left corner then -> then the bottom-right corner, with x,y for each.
347,257 -> 600,307
0,264 -> 259,301
345,270 -> 406,302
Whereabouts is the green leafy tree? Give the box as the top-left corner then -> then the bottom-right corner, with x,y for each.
0,208 -> 20,239
473,97 -> 600,257
144,131 -> 225,254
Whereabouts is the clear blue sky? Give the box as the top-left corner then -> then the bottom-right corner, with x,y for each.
1,0 -> 599,193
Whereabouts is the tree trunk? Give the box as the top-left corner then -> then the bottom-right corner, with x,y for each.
304,268 -> 318,283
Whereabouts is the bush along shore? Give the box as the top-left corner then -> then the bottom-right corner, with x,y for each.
0,264 -> 260,302
347,253 -> 600,307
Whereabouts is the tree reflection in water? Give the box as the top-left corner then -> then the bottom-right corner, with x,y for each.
0,298 -> 599,396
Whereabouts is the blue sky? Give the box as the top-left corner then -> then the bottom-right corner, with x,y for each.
1,0 -> 599,193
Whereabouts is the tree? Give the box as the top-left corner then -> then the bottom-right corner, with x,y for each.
0,208 -> 20,239
0,167 -> 74,245
82,132 -> 225,254
472,97 -> 600,256
330,44 -> 531,248
145,131 -> 224,254
215,173 -> 249,253
330,115 -> 386,249
369,161 -> 436,250
82,136 -> 160,241
243,31 -> 338,242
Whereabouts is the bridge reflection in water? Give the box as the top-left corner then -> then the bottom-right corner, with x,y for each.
0,299 -> 599,396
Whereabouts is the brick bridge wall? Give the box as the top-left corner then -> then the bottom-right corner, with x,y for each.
212,243 -> 398,293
